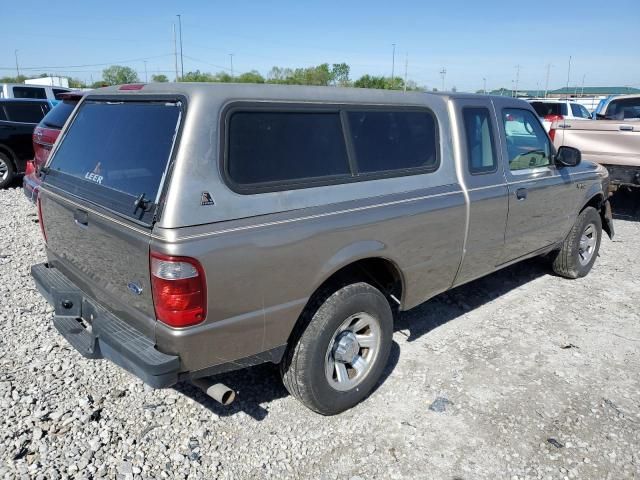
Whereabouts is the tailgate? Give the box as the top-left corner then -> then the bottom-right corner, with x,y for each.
39,98 -> 182,338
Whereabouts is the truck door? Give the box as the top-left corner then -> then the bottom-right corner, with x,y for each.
451,98 -> 509,286
496,104 -> 573,263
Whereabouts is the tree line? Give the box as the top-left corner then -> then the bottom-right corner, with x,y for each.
1,62 -> 425,91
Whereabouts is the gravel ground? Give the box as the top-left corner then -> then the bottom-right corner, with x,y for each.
1,185 -> 639,480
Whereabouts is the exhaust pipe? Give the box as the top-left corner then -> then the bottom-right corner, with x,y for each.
192,379 -> 236,406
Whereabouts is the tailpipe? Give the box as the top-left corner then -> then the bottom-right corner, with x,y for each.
192,378 -> 236,405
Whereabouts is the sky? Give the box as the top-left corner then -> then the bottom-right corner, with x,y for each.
1,0 -> 639,92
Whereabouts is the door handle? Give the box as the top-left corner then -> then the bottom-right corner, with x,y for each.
516,188 -> 527,200
73,209 -> 88,228
619,125 -> 634,131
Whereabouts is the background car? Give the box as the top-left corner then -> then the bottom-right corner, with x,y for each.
23,92 -> 84,201
528,99 -> 592,132
0,83 -> 71,101
0,99 -> 54,188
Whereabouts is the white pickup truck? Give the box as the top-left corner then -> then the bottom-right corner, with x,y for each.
550,119 -> 640,190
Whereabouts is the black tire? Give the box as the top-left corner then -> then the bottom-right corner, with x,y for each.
552,206 -> 602,279
280,282 -> 393,415
0,152 -> 15,189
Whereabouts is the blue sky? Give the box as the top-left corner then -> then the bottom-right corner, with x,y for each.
1,0 -> 639,91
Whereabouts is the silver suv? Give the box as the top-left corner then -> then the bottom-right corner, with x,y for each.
32,83 -> 613,414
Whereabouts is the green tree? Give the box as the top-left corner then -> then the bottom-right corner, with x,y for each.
68,78 -> 85,88
102,65 -> 139,85
180,70 -> 216,82
151,74 -> 169,83
0,75 -> 28,84
353,74 -> 388,89
236,70 -> 265,84
330,63 -> 350,86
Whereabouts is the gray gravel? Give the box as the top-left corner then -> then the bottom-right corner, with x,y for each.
1,185 -> 639,479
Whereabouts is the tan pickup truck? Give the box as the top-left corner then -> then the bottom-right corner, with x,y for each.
550,119 -> 640,190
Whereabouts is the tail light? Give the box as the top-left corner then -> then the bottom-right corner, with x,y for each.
150,252 -> 206,328
548,127 -> 556,142
32,126 -> 60,169
36,197 -> 47,244
25,160 -> 36,176
544,114 -> 564,122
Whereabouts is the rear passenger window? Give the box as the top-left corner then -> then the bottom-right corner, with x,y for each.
462,108 -> 496,174
4,103 -> 46,123
347,111 -> 437,173
12,86 -> 47,99
228,111 -> 350,186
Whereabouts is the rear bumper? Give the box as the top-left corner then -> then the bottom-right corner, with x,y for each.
23,173 -> 41,204
604,164 -> 640,189
31,262 -> 180,388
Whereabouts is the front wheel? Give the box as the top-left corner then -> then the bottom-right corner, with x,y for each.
280,282 -> 393,415
552,206 -> 602,279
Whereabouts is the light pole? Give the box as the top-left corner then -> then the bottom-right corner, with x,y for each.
177,14 -> 184,79
391,44 -> 396,81
514,64 -> 521,97
173,23 -> 179,81
229,54 -> 234,78
144,61 -> 148,83
440,68 -> 446,91
483,77 -> 487,94
14,50 -> 20,79
544,63 -> 552,98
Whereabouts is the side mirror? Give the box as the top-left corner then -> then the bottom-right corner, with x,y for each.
555,146 -> 581,167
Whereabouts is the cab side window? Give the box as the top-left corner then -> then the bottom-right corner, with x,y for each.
462,107 -> 497,174
503,108 -> 551,172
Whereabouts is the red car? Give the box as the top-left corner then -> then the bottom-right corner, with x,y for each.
23,91 -> 84,202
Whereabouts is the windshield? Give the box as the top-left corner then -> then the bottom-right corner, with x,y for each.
48,100 -> 181,203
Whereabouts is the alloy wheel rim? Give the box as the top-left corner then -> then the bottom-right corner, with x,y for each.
324,312 -> 382,392
578,223 -> 597,266
0,159 -> 7,181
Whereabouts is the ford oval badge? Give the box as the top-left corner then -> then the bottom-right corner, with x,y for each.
127,282 -> 143,296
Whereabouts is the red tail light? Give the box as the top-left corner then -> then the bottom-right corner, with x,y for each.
150,252 -> 206,328
36,197 -> 47,244
548,128 -> 556,142
544,114 -> 564,122
32,126 -> 60,169
25,160 -> 36,176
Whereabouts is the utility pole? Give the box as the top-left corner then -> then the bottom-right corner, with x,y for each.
565,56 -> 572,100
403,52 -> 408,92
177,14 -> 184,79
173,23 -> 179,81
440,68 -> 446,91
391,44 -> 396,81
483,77 -> 487,94
581,73 -> 586,97
514,64 -> 521,97
14,50 -> 20,79
544,63 -> 552,98
229,54 -> 234,78
144,61 -> 148,83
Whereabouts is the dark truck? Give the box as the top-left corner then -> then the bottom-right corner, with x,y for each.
0,99 -> 52,188
32,84 -> 613,414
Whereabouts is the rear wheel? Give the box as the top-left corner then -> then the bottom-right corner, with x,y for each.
0,153 -> 15,189
280,282 -> 393,415
552,206 -> 602,278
